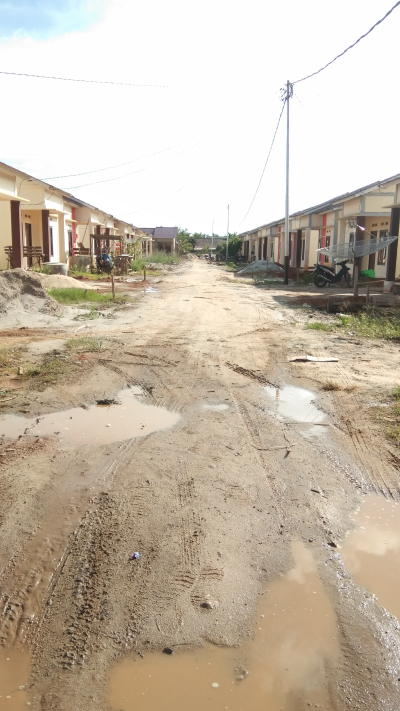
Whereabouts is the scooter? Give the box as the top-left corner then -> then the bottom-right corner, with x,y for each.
96,253 -> 114,274
313,259 -> 351,288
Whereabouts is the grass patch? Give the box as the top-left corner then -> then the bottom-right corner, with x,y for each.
68,270 -> 110,281
22,358 -> 68,385
0,348 -> 17,368
73,305 -> 99,321
306,312 -> 400,340
322,380 -> 356,392
306,322 -> 334,331
341,313 -> 400,339
298,272 -> 315,285
48,287 -> 123,304
66,336 -> 103,352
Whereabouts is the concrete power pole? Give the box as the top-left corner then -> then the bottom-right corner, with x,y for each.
283,80 -> 293,285
226,205 -> 230,261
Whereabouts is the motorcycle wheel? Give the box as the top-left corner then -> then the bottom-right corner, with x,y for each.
344,273 -> 353,288
314,274 -> 327,288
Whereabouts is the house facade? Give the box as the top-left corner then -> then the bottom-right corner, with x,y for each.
140,227 -> 178,254
0,161 -> 143,270
240,173 -> 400,287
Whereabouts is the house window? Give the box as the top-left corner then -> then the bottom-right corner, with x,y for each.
301,239 -> 305,261
50,226 -> 54,257
324,236 -> 331,263
270,242 -> 273,258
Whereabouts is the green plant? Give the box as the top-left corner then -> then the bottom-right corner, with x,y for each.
66,336 -> 103,352
73,305 -> 99,321
298,272 -> 314,285
48,287 -> 123,304
31,264 -> 52,275
216,235 -> 242,260
306,322 -> 334,331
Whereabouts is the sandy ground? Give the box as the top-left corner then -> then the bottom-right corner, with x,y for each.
1,260 -> 400,710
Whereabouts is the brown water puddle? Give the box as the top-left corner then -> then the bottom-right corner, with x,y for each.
340,495 -> 400,619
0,648 -> 31,710
108,542 -> 340,711
0,388 -> 180,444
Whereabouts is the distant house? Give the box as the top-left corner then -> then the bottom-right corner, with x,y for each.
193,237 -> 225,252
140,226 -> 178,254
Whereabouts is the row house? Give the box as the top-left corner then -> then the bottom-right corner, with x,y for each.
0,161 -> 147,270
240,172 -> 400,288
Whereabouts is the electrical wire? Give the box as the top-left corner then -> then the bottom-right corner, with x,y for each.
238,100 -> 286,226
0,70 -> 174,89
294,0 -> 400,84
63,142 -> 201,189
40,139 -> 192,180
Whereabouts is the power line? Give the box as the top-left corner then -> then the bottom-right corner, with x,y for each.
294,0 -> 400,84
40,140 -> 192,180
0,70 -> 174,88
238,100 -> 286,226
63,142 -> 201,189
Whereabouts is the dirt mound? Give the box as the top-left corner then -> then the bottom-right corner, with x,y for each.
34,273 -> 93,290
0,269 -> 62,315
236,260 -> 284,277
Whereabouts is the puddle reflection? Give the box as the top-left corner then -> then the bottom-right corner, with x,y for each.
0,389 -> 180,445
264,385 -> 326,425
341,495 -> 400,619
108,542 -> 339,711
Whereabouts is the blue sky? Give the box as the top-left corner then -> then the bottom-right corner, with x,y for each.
0,0 -> 104,39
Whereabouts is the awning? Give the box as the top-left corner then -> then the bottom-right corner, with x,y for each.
0,188 -> 29,203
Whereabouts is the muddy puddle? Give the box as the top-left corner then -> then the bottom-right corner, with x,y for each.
340,495 -> 400,619
108,541 -> 340,711
0,388 -> 180,444
0,648 -> 31,710
264,385 -> 326,431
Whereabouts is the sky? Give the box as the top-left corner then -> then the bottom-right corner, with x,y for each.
0,0 -> 399,235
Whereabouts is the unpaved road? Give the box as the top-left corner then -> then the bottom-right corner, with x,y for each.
1,260 -> 400,710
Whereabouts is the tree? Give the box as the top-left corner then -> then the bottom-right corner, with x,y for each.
177,228 -> 195,253
215,235 -> 242,260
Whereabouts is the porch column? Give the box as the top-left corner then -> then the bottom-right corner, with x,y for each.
385,207 -> 400,285
354,216 -> 365,272
10,200 -> 23,269
296,229 -> 302,268
42,209 -> 51,262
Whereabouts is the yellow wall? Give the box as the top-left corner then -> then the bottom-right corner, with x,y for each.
0,202 -> 11,270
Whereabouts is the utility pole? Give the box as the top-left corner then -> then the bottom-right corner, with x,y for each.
211,220 -> 214,248
283,80 -> 293,285
226,205 -> 230,261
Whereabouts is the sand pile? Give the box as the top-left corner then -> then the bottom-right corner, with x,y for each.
0,269 -> 62,315
236,260 -> 284,277
34,273 -> 94,290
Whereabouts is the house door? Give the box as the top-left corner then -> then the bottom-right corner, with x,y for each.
24,223 -> 32,267
49,220 -> 59,262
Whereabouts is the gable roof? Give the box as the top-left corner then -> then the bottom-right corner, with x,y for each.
140,226 -> 178,239
239,171 -> 400,236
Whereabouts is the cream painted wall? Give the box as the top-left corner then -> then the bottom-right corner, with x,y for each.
0,202 -> 11,270
309,229 -> 319,268
0,171 -> 15,194
342,198 -> 362,217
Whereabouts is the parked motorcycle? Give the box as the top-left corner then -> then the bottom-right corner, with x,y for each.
313,259 -> 351,288
96,252 -> 114,274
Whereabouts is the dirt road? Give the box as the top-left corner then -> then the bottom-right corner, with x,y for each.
1,260 -> 400,710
